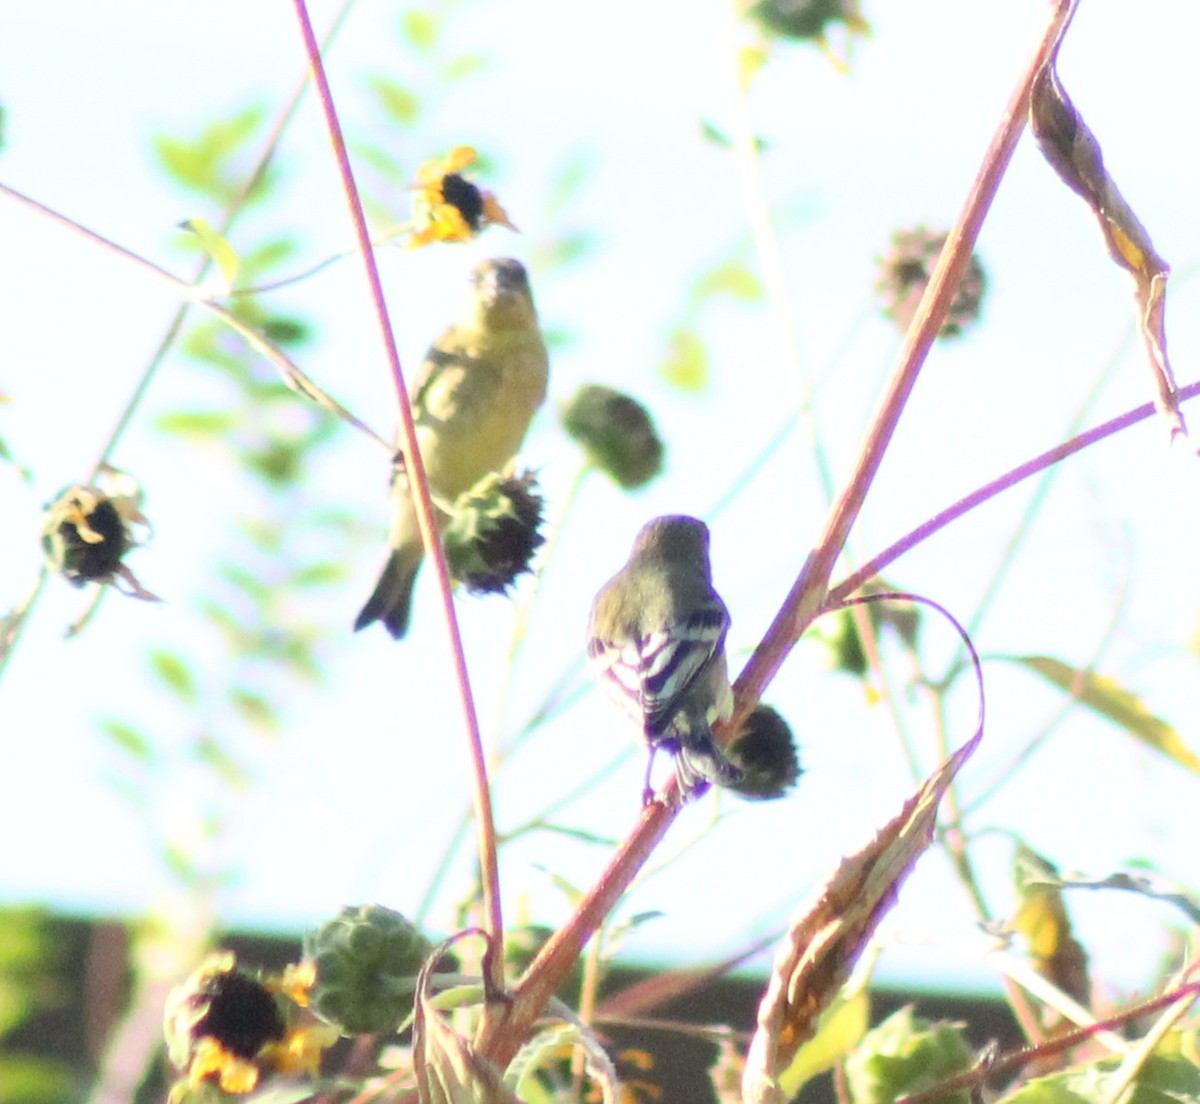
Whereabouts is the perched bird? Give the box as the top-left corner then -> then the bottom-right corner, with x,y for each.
587,515 -> 743,803
356,258 -> 549,638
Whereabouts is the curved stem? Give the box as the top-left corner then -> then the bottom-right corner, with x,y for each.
829,380 -> 1200,608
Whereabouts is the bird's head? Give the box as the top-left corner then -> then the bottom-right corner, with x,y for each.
469,257 -> 538,330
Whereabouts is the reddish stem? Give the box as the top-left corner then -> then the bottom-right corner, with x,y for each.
472,0 -> 1078,1074
289,0 -> 505,992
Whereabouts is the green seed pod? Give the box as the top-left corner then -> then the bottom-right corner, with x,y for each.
561,384 -> 664,490
723,704 -> 802,800
444,469 -> 545,595
302,904 -> 432,1036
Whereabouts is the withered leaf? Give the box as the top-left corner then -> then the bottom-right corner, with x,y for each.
1011,845 -> 1090,1010
1030,20 -> 1186,441
412,936 -> 521,1104
742,730 -> 981,1104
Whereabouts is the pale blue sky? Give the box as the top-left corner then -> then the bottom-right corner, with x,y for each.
3,0 -> 1200,996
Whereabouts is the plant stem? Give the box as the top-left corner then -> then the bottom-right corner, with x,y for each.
469,0 -> 1080,1075
735,0 -> 1076,718
290,0 -> 506,999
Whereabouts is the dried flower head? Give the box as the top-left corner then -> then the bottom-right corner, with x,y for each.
747,0 -> 868,42
876,226 -> 987,340
40,466 -> 159,601
407,146 -> 516,248
561,385 -> 665,490
444,469 -> 545,596
163,952 -> 334,1100
723,704 -> 802,800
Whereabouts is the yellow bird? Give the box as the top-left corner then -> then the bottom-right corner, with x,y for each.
356,258 -> 549,638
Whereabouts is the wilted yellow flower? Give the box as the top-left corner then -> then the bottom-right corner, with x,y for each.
407,145 -> 516,248
275,960 -> 317,1008
186,1036 -> 261,1095
164,951 -> 336,1100
41,466 -> 159,602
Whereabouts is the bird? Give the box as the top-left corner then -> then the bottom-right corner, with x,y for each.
586,515 -> 743,803
355,257 -> 549,638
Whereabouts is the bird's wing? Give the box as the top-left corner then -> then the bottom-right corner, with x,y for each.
588,599 -> 729,737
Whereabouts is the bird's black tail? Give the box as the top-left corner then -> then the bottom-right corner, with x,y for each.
674,731 -> 742,800
354,548 -> 421,639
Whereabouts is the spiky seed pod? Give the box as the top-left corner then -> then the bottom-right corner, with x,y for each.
748,0 -> 865,42
875,226 -> 986,340
302,904 -> 433,1036
444,469 -> 545,596
561,384 -> 664,490
722,704 -> 802,801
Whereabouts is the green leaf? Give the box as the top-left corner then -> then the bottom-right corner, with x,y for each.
218,563 -> 270,603
239,236 -> 298,278
153,409 -> 238,438
699,119 -> 733,147
368,76 -> 420,125
178,217 -> 240,286
400,9 -> 438,52
149,649 -> 198,706
261,315 -> 311,347
1010,655 -> 1200,774
99,719 -> 155,764
152,105 -> 265,200
439,54 -> 488,82
660,327 -> 709,392
536,232 -> 595,271
0,434 -> 32,482
0,1056 -> 75,1103
999,1053 -> 1200,1104
229,688 -> 278,734
193,735 -> 250,790
778,987 -> 870,1098
547,152 -> 594,215
290,561 -> 345,588
844,1006 -> 973,1104
693,261 -> 764,303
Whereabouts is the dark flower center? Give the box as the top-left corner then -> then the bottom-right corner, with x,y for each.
440,173 -> 485,229
197,973 -> 285,1059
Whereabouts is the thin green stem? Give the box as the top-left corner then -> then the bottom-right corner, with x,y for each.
722,3 -> 835,505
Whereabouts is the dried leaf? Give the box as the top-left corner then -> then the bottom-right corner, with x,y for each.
742,731 -> 981,1104
1030,29 -> 1186,440
1009,655 -> 1199,774
507,1021 -> 619,1104
1012,846 -> 1090,1009
413,937 -> 520,1104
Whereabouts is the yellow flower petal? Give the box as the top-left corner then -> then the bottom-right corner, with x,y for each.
189,1038 -> 260,1095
